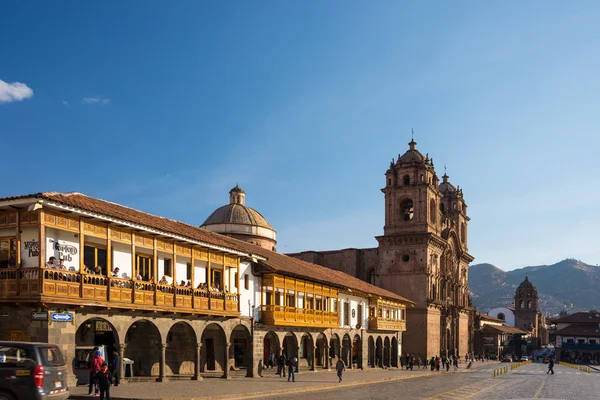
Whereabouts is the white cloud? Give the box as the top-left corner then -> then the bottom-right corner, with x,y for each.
0,79 -> 34,103
82,96 -> 110,105
62,100 -> 70,108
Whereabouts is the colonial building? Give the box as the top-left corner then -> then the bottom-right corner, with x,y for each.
473,312 -> 526,358
289,139 -> 475,359
554,312 -> 600,364
513,276 -> 549,349
0,191 -> 413,387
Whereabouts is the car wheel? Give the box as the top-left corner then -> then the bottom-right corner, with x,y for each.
0,391 -> 16,400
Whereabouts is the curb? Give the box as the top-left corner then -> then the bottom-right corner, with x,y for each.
69,372 -> 429,400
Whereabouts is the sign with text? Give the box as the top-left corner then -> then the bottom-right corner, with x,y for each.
95,320 -> 112,332
51,313 -> 73,322
32,311 -> 48,321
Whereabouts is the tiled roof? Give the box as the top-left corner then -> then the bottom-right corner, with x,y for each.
556,324 -> 600,337
0,192 -> 414,305
554,312 -> 600,324
202,203 -> 274,230
481,324 -> 527,335
478,312 -> 504,323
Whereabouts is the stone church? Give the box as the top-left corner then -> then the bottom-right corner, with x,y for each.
289,139 -> 475,359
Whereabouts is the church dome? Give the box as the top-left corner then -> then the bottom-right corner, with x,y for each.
438,173 -> 456,193
398,139 -> 426,163
201,185 -> 277,250
517,276 -> 538,293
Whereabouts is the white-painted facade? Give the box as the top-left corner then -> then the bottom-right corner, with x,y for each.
488,307 -> 515,327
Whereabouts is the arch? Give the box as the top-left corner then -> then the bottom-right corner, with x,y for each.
342,334 -> 352,367
527,300 -> 532,309
75,317 -> 119,385
519,300 -> 524,309
283,332 -> 299,360
263,331 -> 280,370
400,199 -> 414,221
231,324 -> 252,374
368,336 -> 375,368
329,333 -> 341,361
375,337 -> 383,368
497,313 -> 505,321
368,268 -> 376,285
300,333 -> 314,370
200,323 -> 227,373
166,321 -> 197,376
391,336 -> 399,368
430,199 -> 437,224
315,333 -> 328,368
383,337 -> 391,367
124,320 -> 162,377
353,334 -> 362,369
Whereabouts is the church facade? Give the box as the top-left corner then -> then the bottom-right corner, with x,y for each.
289,139 -> 475,359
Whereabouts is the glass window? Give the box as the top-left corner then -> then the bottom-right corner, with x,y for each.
84,244 -> 107,274
36,345 -> 65,367
244,274 -> 249,290
0,237 -> 17,268
136,254 -> 153,281
163,259 -> 172,277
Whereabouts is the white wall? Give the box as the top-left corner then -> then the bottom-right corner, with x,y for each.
112,242 -> 132,278
238,261 -> 259,318
45,227 -> 80,271
194,260 -> 207,287
20,226 -> 40,268
175,256 -> 190,284
488,307 -> 515,327
337,293 -> 368,329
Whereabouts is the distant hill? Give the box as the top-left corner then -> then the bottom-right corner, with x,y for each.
469,259 -> 600,316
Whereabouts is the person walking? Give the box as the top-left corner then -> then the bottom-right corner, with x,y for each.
547,358 -> 554,375
287,356 -> 297,382
445,357 -> 451,372
423,357 -> 428,370
435,356 -> 441,372
97,363 -> 112,400
336,357 -> 346,383
88,348 -> 104,397
278,352 -> 287,378
268,352 -> 275,369
110,348 -> 120,387
430,356 -> 435,371
453,357 -> 459,371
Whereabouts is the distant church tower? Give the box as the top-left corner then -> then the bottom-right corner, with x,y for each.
375,138 -> 474,359
514,276 -> 545,348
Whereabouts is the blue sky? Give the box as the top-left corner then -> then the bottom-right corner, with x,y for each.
1,1 -> 599,271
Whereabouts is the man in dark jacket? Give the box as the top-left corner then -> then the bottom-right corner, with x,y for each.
547,358 -> 554,374
278,353 -> 287,377
110,348 -> 121,386
97,363 -> 113,400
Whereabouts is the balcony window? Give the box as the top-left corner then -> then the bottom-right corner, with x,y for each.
357,305 -> 363,328
590,340 -> 597,345
315,298 -> 323,310
343,302 -> 350,326
135,254 -> 153,281
286,294 -> 295,307
85,244 -> 107,274
0,237 -> 17,269
163,258 -> 172,277
265,291 -> 273,305
378,308 -> 383,317
306,296 -> 314,310
578,339 -> 586,344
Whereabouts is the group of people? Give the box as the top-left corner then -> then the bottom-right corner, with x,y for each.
87,347 -> 121,399
264,351 -> 347,384
398,354 -> 461,372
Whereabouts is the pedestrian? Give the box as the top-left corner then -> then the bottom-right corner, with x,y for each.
547,358 -> 554,375
88,348 -> 104,396
268,352 -> 275,369
445,357 -> 451,372
110,348 -> 120,386
287,356 -> 297,382
435,356 -> 441,372
408,356 -> 414,371
336,357 -> 346,383
278,352 -> 287,378
97,363 -> 113,400
400,355 -> 406,370
423,357 -> 428,370
453,357 -> 459,371
430,356 -> 435,371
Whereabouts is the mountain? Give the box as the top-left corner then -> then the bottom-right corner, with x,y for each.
469,259 -> 600,316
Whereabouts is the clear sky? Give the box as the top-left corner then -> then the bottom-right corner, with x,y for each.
1,1 -> 599,271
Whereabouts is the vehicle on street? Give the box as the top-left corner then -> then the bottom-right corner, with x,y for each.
521,356 -> 530,361
0,341 -> 69,400
502,356 -> 513,362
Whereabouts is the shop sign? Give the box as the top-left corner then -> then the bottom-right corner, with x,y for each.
95,320 -> 112,332
51,313 -> 73,322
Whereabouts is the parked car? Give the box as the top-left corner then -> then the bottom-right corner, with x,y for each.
502,356 -> 513,362
0,341 -> 69,400
521,356 -> 530,361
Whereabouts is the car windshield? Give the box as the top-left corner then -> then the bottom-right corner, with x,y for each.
36,346 -> 65,367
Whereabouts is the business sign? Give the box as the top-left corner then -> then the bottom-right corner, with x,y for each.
95,320 -> 112,332
32,311 -> 48,321
51,313 -> 73,322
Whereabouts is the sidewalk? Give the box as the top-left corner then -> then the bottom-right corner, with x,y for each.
69,367 -> 432,400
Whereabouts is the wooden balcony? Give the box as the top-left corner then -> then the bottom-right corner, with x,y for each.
0,267 -> 239,316
260,305 -> 338,328
368,317 -> 406,332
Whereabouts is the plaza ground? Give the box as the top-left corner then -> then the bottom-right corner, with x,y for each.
68,360 -> 600,400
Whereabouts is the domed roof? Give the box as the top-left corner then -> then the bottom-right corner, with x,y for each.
201,185 -> 274,230
518,276 -> 538,293
398,139 -> 426,163
202,203 -> 273,229
438,173 -> 457,193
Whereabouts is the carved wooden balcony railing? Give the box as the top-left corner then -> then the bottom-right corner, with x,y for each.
260,305 -> 339,328
368,317 -> 406,332
0,267 -> 239,316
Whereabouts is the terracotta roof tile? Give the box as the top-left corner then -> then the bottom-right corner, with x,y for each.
556,325 -> 600,337
554,312 -> 600,324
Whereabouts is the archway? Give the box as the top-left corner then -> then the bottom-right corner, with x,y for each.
166,322 -> 196,377
329,333 -> 341,364
376,337 -> 383,368
263,331 -> 280,370
353,334 -> 362,369
383,337 -> 391,367
200,323 -> 227,374
342,334 -> 352,367
231,325 -> 252,376
75,318 -> 119,385
315,333 -> 328,368
391,336 -> 398,368
368,336 -> 375,368
124,320 -> 161,377
300,333 -> 314,370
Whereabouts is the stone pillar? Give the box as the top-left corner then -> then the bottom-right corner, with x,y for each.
311,346 -> 317,371
193,343 -> 203,381
348,342 -> 353,369
156,343 -> 167,382
295,346 -> 300,373
387,344 -> 392,368
222,343 -> 231,379
246,340 -> 254,378
118,343 -> 126,380
325,344 -> 330,370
